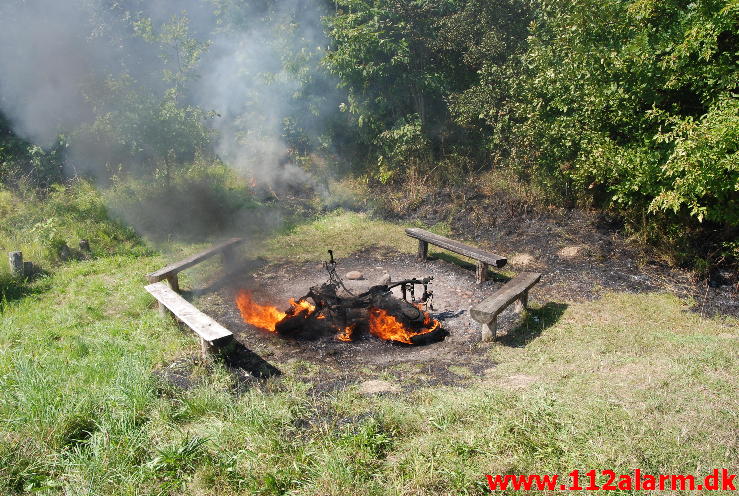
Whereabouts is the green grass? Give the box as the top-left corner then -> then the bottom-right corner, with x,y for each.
0,210 -> 737,495
261,209 -> 451,261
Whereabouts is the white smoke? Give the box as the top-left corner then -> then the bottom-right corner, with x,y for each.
0,0 -> 336,190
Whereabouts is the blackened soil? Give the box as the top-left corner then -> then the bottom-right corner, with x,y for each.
197,247 -> 526,392
385,186 -> 738,318
173,185 -> 737,394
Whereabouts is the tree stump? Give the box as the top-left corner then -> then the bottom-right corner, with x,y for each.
58,243 -> 71,262
9,252 -> 23,277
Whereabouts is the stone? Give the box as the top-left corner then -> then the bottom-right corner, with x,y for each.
558,245 -> 583,258
378,272 -> 391,285
557,245 -> 585,258
345,271 -> 364,280
58,243 -> 71,262
357,380 -> 400,395
509,253 -> 536,266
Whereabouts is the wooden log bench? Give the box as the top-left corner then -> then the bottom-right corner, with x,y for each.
146,237 -> 243,293
145,281 -> 233,358
405,228 -> 507,283
470,272 -> 541,341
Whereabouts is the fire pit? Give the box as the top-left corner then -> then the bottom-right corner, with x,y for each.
148,242 -> 529,388
235,250 -> 448,345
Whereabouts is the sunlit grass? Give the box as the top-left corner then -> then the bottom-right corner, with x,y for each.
0,210 -> 736,494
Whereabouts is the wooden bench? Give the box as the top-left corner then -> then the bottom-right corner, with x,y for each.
145,281 -> 233,357
405,228 -> 507,283
470,272 -> 541,341
146,237 -> 243,293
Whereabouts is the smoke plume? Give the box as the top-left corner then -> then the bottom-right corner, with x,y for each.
0,0 -> 337,198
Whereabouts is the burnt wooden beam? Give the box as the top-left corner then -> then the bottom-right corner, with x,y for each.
470,272 -> 541,342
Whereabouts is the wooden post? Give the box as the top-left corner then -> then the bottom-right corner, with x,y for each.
481,318 -> 497,342
221,246 -> 236,272
147,275 -> 171,315
58,243 -> 71,262
9,252 -> 23,277
417,240 -> 428,261
158,303 -> 171,317
476,261 -> 488,284
200,338 -> 212,360
166,274 -> 180,293
515,290 -> 529,313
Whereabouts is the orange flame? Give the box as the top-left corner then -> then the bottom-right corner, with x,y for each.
337,324 -> 356,342
236,291 -> 440,344
368,307 -> 440,345
236,290 -> 318,332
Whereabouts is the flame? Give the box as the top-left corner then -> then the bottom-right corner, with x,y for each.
289,297 -> 317,317
236,290 -> 319,332
368,307 -> 440,345
337,324 -> 356,342
236,290 -> 440,344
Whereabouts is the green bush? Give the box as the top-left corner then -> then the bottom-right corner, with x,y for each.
510,0 -> 738,256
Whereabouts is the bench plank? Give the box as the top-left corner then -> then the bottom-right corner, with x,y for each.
145,282 -> 232,343
147,238 -> 243,283
405,228 -> 507,268
470,272 -> 541,324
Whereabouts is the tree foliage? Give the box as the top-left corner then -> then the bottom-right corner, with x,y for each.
0,0 -> 736,260
512,0 -> 737,229
323,0 -> 531,177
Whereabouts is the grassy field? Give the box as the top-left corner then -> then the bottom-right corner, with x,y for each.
0,211 -> 737,495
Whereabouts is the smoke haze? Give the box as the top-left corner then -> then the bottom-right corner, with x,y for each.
0,0 -> 336,193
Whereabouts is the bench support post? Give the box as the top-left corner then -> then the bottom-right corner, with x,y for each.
481,318 -> 497,342
514,290 -> 529,313
221,246 -> 236,272
200,338 -> 212,359
476,261 -> 488,284
158,301 -> 171,317
417,240 -> 428,261
166,274 -> 180,293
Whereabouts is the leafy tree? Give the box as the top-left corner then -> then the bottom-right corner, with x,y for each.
323,0 -> 531,179
0,112 -> 64,189
511,0 -> 738,235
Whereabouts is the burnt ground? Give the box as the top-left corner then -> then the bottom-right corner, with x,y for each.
185,235 -> 735,394
383,186 -> 738,318
194,246 -> 532,392
159,187 -> 737,394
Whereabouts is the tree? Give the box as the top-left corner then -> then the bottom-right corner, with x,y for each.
511,0 -> 737,236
